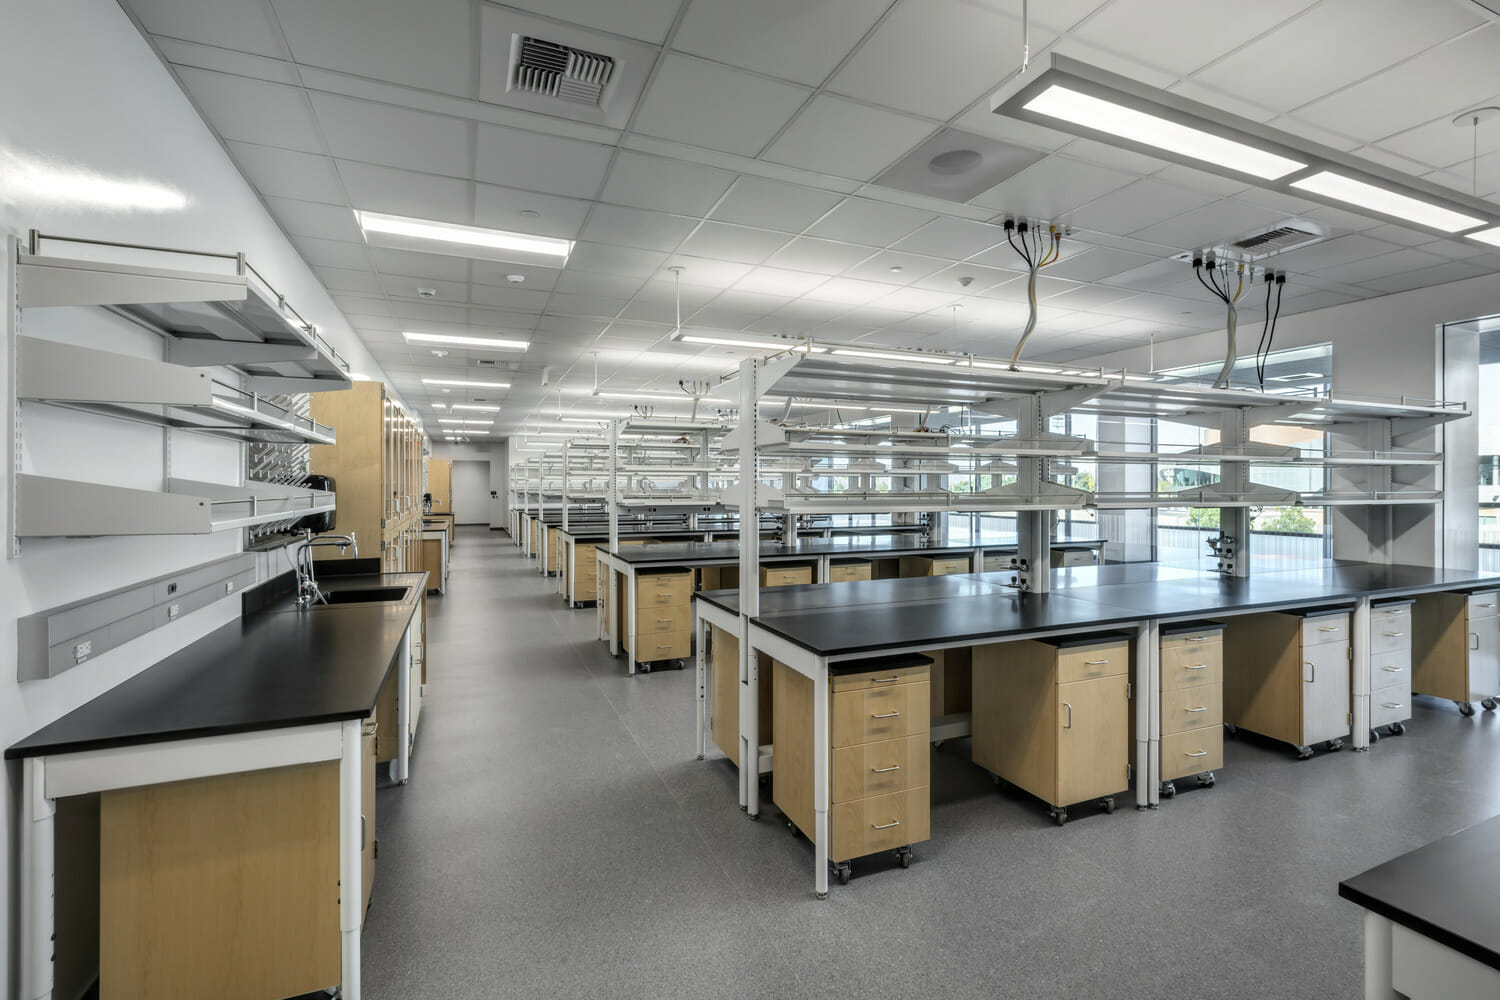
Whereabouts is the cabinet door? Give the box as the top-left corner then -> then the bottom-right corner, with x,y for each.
1056,675 -> 1128,806
1469,615 -> 1500,699
1301,642 -> 1350,745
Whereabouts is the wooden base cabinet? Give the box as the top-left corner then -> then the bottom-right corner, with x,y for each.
828,559 -> 872,583
972,634 -> 1130,825
760,564 -> 814,587
1414,590 -> 1500,716
708,623 -> 772,768
1225,608 -> 1351,758
899,555 -> 970,577
623,568 -> 692,665
774,654 -> 932,883
1157,621 -> 1225,798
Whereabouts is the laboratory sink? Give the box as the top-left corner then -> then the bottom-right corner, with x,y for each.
317,586 -> 412,605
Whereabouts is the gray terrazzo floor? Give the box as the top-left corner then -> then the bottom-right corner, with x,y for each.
359,529 -> 1500,999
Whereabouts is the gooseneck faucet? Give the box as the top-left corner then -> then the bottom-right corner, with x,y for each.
292,530 -> 359,609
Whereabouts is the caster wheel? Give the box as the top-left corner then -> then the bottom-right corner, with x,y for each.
1296,745 -> 1315,761
1052,808 -> 1068,827
897,847 -> 912,869
932,740 -> 945,750
1370,728 -> 1380,743
1392,722 -> 1406,735
1484,698 -> 1497,712
1460,702 -> 1477,718
1161,782 -> 1177,799
1102,796 -> 1116,815
1197,772 -> 1216,788
1223,723 -> 1238,738
836,863 -> 852,885
1325,739 -> 1344,752
639,663 -> 652,674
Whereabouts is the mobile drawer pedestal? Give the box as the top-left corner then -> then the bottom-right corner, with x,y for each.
1225,607 -> 1352,759
1369,598 -> 1414,738
1157,621 -> 1225,799
1413,589 -> 1500,717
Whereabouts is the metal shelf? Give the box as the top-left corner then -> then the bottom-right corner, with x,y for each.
18,233 -> 352,393
1092,446 -> 1442,467
16,475 -> 334,537
17,337 -> 335,444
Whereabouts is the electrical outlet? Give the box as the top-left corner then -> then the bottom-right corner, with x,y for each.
224,581 -> 234,595
73,640 -> 92,663
166,582 -> 178,595
167,604 -> 181,620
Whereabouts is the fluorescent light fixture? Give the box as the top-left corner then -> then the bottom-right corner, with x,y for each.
451,404 -> 501,412
355,210 -> 572,260
422,378 -> 511,389
405,332 -> 529,352
1021,85 -> 1304,180
1290,171 -> 1484,232
432,403 -> 447,409
1467,226 -> 1500,247
438,418 -> 494,426
830,348 -> 958,366
673,332 -> 827,353
592,390 -> 731,403
558,414 -> 630,423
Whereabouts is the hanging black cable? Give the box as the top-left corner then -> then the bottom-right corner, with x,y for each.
1255,274 -> 1274,389
1264,276 -> 1286,364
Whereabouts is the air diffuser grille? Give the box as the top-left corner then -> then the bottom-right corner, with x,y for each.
510,37 -> 614,108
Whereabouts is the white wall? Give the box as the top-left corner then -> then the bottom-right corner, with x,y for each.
430,440 -> 509,529
1080,271 -> 1500,568
0,3 -> 391,993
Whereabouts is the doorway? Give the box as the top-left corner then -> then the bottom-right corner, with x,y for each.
452,460 -> 491,526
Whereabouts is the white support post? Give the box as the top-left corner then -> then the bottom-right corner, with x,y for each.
1352,596 -> 1372,751
696,613 -> 708,759
338,718 -> 363,1000
20,756 -> 54,1000
1147,618 -> 1161,807
739,358 -> 763,816
1215,408 -> 1252,577
812,656 -> 830,899
394,625 -> 411,783
1363,912 -> 1399,1000
1014,394 -> 1051,592
1134,623 -> 1152,810
561,440 -> 571,535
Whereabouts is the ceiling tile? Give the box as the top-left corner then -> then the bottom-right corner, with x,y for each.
632,53 -> 811,156
1196,0 -> 1484,115
1041,245 -> 1160,284
911,262 -> 1018,295
828,0 -> 1030,120
841,250 -> 949,285
371,248 -> 471,282
1070,0 -> 1318,76
1043,283 -> 1139,312
1128,200 -> 1291,251
733,267 -> 830,297
659,256 -> 757,287
315,265 -> 382,295
1067,179 -> 1220,238
496,0 -> 682,43
473,264 -> 557,295
336,160 -> 470,223
380,275 -> 467,302
566,242 -> 669,279
469,286 -> 554,313
1275,233 -> 1402,271
540,291 -> 627,320
580,205 -> 698,252
225,142 -> 346,204
801,276 -> 903,305
970,155 -> 1136,219
310,93 -> 470,177
269,0 -> 474,97
764,237 -> 878,274
174,67 -> 322,152
672,0 -> 888,87
872,287 -> 963,313
674,222 -> 791,265
1314,248 -> 1450,286
266,196 -> 364,242
473,184 -> 590,239
292,236 -> 372,270
764,95 -> 934,181
891,217 -> 1009,260
1362,258 -> 1491,293
133,0 -> 287,55
1294,25 -> 1500,142
805,198 -> 936,248
949,103 -> 1076,153
710,176 -> 842,233
474,126 -> 615,199
600,150 -> 737,216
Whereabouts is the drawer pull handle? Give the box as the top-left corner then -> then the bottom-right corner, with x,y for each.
1063,702 -> 1073,729
1305,662 -> 1316,682
1184,664 -> 1208,671
872,820 -> 901,830
1186,635 -> 1210,642
1184,750 -> 1209,758
1084,659 -> 1110,665
1382,702 -> 1404,709
1381,665 -> 1403,672
872,765 -> 901,773
871,676 -> 902,683
1479,602 -> 1497,608
1185,706 -> 1208,713
1472,633 -> 1480,651
657,618 -> 673,623
1317,625 -> 1341,632
871,711 -> 901,719
1383,632 -> 1405,638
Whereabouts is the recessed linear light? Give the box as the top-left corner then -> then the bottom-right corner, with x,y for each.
1290,171 -> 1485,233
672,332 -> 827,353
1467,226 -> 1500,247
438,418 -> 494,426
422,377 -> 511,389
558,414 -> 631,423
354,210 -> 572,260
451,404 -> 501,412
433,403 -> 447,409
831,348 -> 958,366
404,332 -> 529,352
592,389 -> 731,403
1020,84 -> 1304,180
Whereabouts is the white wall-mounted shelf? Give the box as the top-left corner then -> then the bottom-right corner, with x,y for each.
15,475 -> 335,537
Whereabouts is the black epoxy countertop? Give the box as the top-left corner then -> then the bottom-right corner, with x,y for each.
700,561 -> 1500,657
1340,814 -> 1500,972
611,534 -> 1103,565
7,572 -> 427,760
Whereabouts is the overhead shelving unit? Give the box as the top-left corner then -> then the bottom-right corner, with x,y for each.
15,475 -> 335,537
603,419 -> 732,549
17,231 -> 353,393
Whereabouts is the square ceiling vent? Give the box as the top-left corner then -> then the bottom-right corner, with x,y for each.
478,7 -> 655,129
873,128 -> 1045,204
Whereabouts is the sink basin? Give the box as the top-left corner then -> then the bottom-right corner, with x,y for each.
318,586 -> 411,605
